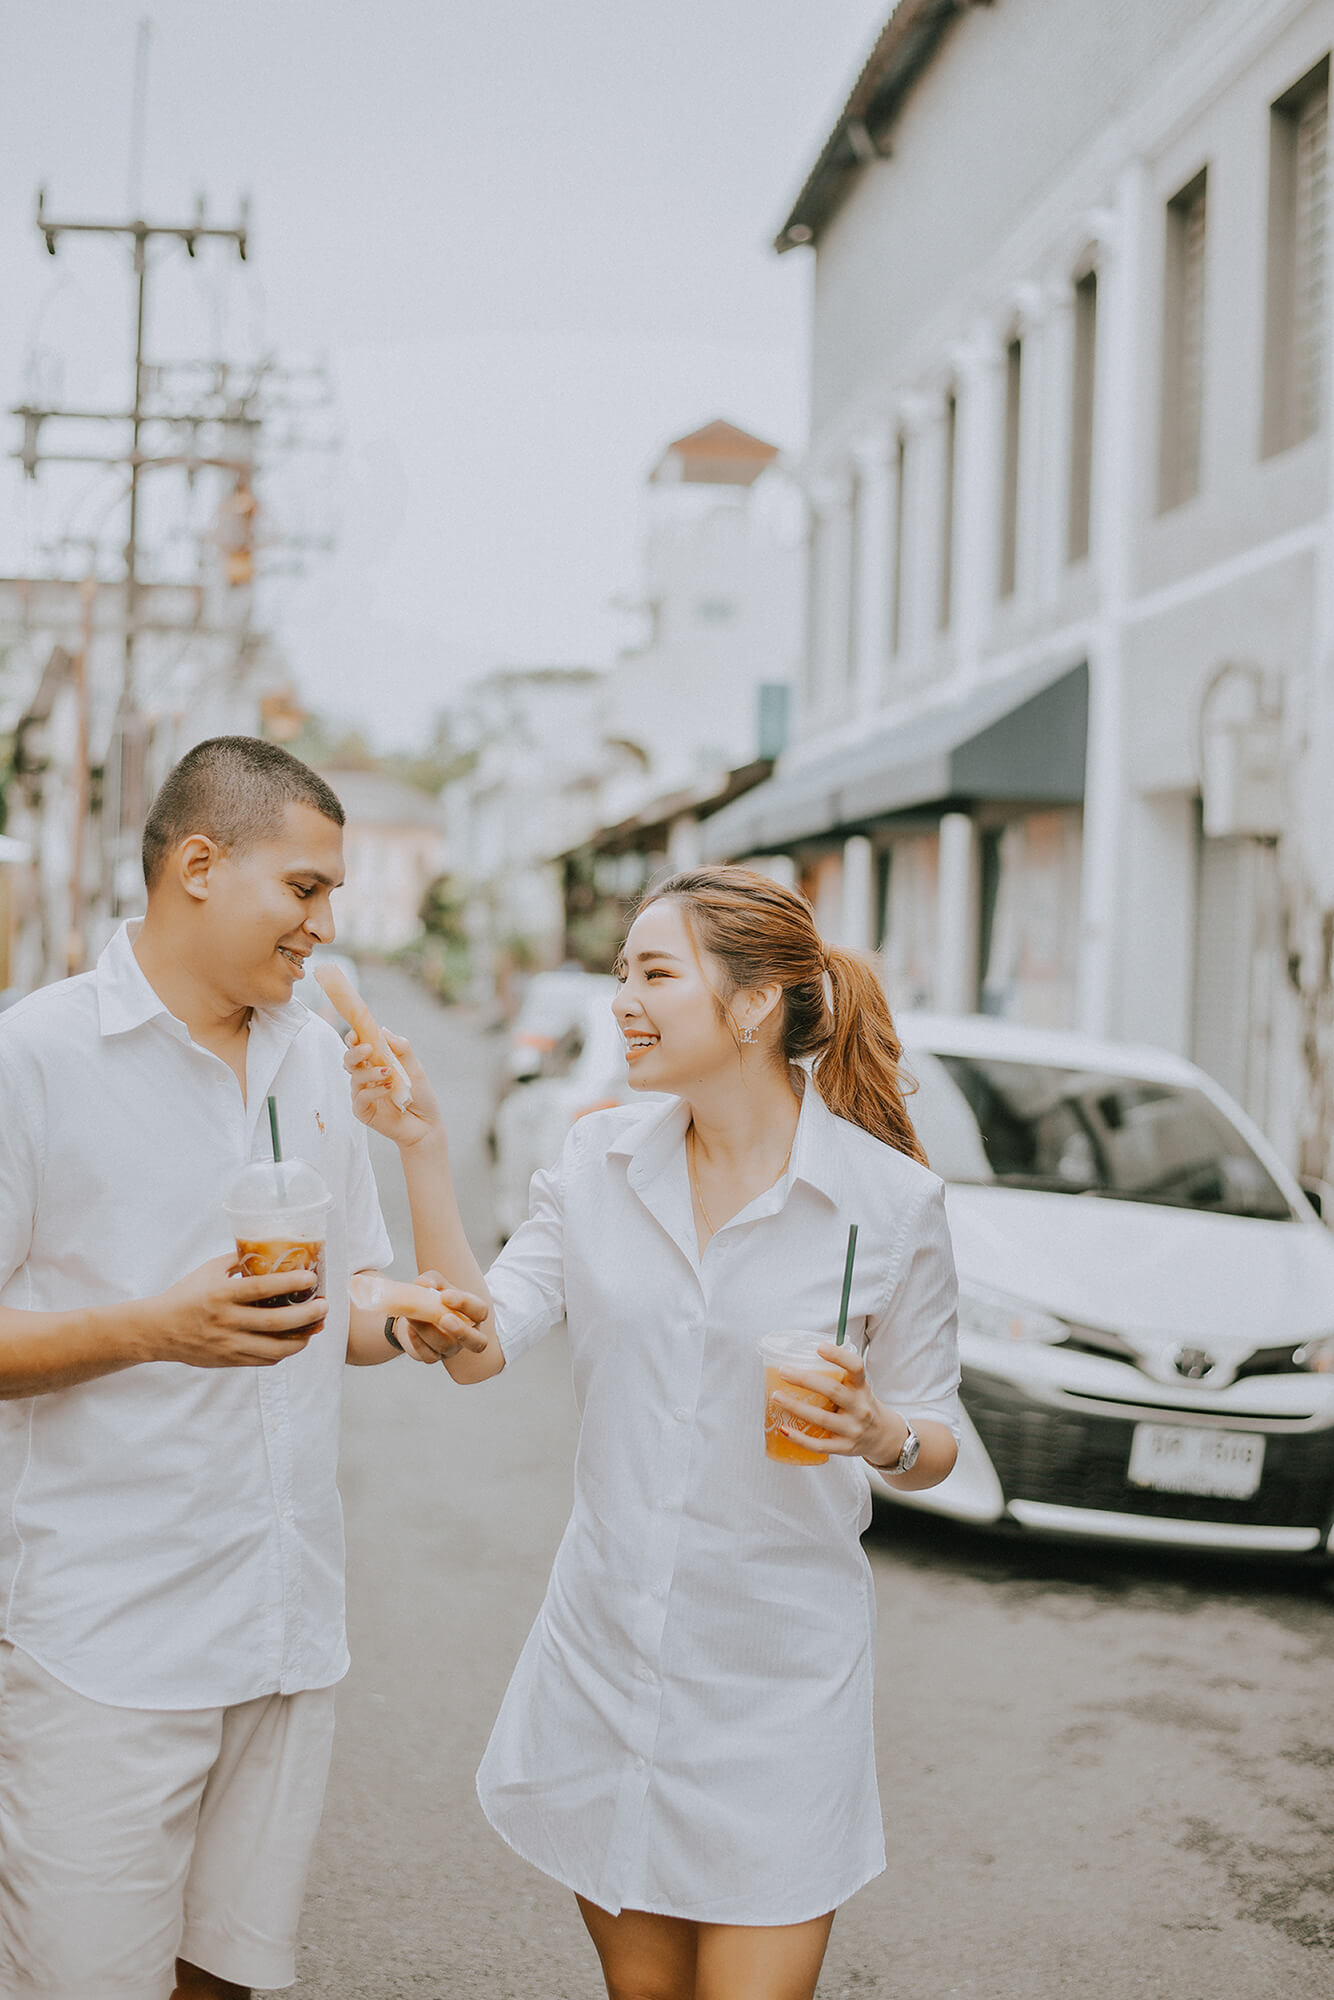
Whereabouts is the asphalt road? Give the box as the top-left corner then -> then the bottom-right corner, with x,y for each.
264,967 -> 1334,2000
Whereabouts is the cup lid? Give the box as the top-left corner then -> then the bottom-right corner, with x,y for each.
224,1157 -> 332,1215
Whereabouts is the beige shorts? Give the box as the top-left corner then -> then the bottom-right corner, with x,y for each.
0,1639 -> 337,2000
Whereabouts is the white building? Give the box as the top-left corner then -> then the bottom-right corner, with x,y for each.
317,768 -> 446,954
443,665 -> 633,994
602,420 -> 804,823
706,0 -> 1334,1177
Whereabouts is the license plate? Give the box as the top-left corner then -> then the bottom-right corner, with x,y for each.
1127,1424 -> 1265,1500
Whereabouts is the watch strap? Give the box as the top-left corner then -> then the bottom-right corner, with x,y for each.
873,1418 -> 919,1474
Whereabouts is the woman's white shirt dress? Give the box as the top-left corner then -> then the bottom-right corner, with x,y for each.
476,1078 -> 960,1926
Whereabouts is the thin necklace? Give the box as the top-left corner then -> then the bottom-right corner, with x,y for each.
688,1122 -> 795,1241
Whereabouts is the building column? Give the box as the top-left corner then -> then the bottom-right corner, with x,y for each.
754,852 -> 797,890
668,814 -> 701,871
1010,283 -> 1052,616
804,474 -> 852,724
851,430 -> 893,715
1077,169 -> 1145,1038
839,833 -> 874,951
898,390 -> 942,678
950,331 -> 1005,683
936,811 -> 979,1014
1036,279 -> 1075,613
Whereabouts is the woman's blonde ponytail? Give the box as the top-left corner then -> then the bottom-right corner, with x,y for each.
816,946 -> 927,1163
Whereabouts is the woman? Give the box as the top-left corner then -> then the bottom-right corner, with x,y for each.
350,867 -> 960,2000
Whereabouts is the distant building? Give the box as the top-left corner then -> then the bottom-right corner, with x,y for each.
0,832 -> 32,996
319,768 -> 447,954
601,419 -> 804,825
705,0 -> 1334,1175
442,666 -> 638,997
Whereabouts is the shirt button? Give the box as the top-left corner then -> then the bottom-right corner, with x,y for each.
650,1584 -> 667,1601
637,1665 -> 655,1684
673,1406 -> 689,1423
634,1756 -> 646,1772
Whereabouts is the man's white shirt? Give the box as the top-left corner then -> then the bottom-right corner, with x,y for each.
0,923 -> 391,1709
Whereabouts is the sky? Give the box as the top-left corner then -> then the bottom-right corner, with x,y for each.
0,0 -> 888,746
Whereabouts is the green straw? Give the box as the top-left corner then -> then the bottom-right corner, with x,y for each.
835,1222 -> 859,1345
267,1095 -> 282,1163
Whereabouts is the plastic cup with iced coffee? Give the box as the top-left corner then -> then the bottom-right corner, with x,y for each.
759,1329 -> 850,1465
224,1158 -> 332,1323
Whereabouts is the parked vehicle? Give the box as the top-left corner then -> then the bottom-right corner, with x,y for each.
503,967 -> 606,1084
494,976 -> 629,1240
885,1013 -> 1334,1558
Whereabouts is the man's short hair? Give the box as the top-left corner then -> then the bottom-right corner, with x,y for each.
142,736 -> 345,889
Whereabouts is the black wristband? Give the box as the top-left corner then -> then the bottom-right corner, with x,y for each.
384,1316 -> 404,1354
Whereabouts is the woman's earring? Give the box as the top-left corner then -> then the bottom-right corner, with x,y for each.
740,1025 -> 757,1045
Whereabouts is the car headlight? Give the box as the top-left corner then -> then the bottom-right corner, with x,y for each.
957,1281 -> 1070,1346
1294,1335 -> 1334,1373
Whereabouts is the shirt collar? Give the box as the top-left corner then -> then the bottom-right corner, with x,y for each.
786,1073 -> 853,1208
95,921 -> 311,1049
607,1071 -> 854,1213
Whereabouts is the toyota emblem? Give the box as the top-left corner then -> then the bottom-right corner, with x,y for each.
1173,1346 -> 1216,1380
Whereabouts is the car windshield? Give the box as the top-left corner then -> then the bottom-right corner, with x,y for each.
906,1051 -> 1294,1221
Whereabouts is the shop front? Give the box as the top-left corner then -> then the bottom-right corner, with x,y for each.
704,660 -> 1089,1027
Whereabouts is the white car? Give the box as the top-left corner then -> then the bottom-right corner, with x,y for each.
503,967 -> 609,1084
883,1013 -> 1334,1559
494,977 -> 632,1241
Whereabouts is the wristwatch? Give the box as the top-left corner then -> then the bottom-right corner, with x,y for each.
876,1419 -> 920,1476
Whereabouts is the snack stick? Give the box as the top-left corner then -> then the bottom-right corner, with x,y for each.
313,962 -> 414,1110
349,1271 -> 454,1327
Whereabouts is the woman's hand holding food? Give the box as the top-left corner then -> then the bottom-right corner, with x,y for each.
769,1343 -> 911,1467
344,1028 -> 441,1149
350,1267 -> 489,1363
393,1269 -> 490,1363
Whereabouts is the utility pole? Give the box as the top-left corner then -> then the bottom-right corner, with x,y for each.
14,188 -> 250,914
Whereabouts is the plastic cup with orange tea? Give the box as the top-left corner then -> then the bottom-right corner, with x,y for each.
760,1223 -> 859,1466
312,962 -> 414,1111
224,1097 -> 331,1326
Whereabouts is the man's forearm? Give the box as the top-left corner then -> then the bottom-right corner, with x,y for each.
0,1302 -> 147,1399
346,1301 -> 401,1366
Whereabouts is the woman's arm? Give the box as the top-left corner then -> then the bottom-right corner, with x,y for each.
342,1028 -> 505,1382
769,1346 -> 959,1489
772,1178 -> 961,1490
397,1130 -> 504,1382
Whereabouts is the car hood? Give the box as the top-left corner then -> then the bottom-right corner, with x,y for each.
943,1184 -> 1334,1352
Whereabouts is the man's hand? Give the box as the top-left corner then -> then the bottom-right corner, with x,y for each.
142,1255 -> 326,1368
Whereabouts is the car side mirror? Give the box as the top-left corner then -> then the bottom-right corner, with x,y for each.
1299,1176 -> 1334,1223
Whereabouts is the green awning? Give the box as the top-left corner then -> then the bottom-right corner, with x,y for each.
703,661 -> 1088,856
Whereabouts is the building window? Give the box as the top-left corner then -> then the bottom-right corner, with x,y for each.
889,430 -> 907,657
999,335 -> 1022,599
938,390 -> 957,630
1158,167 -> 1209,511
845,469 -> 861,691
1068,270 -> 1098,561
1263,57 -> 1329,457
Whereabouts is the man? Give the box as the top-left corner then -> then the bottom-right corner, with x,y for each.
0,737 -> 485,2000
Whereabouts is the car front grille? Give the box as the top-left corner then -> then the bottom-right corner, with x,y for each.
962,1371 -> 1334,1529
